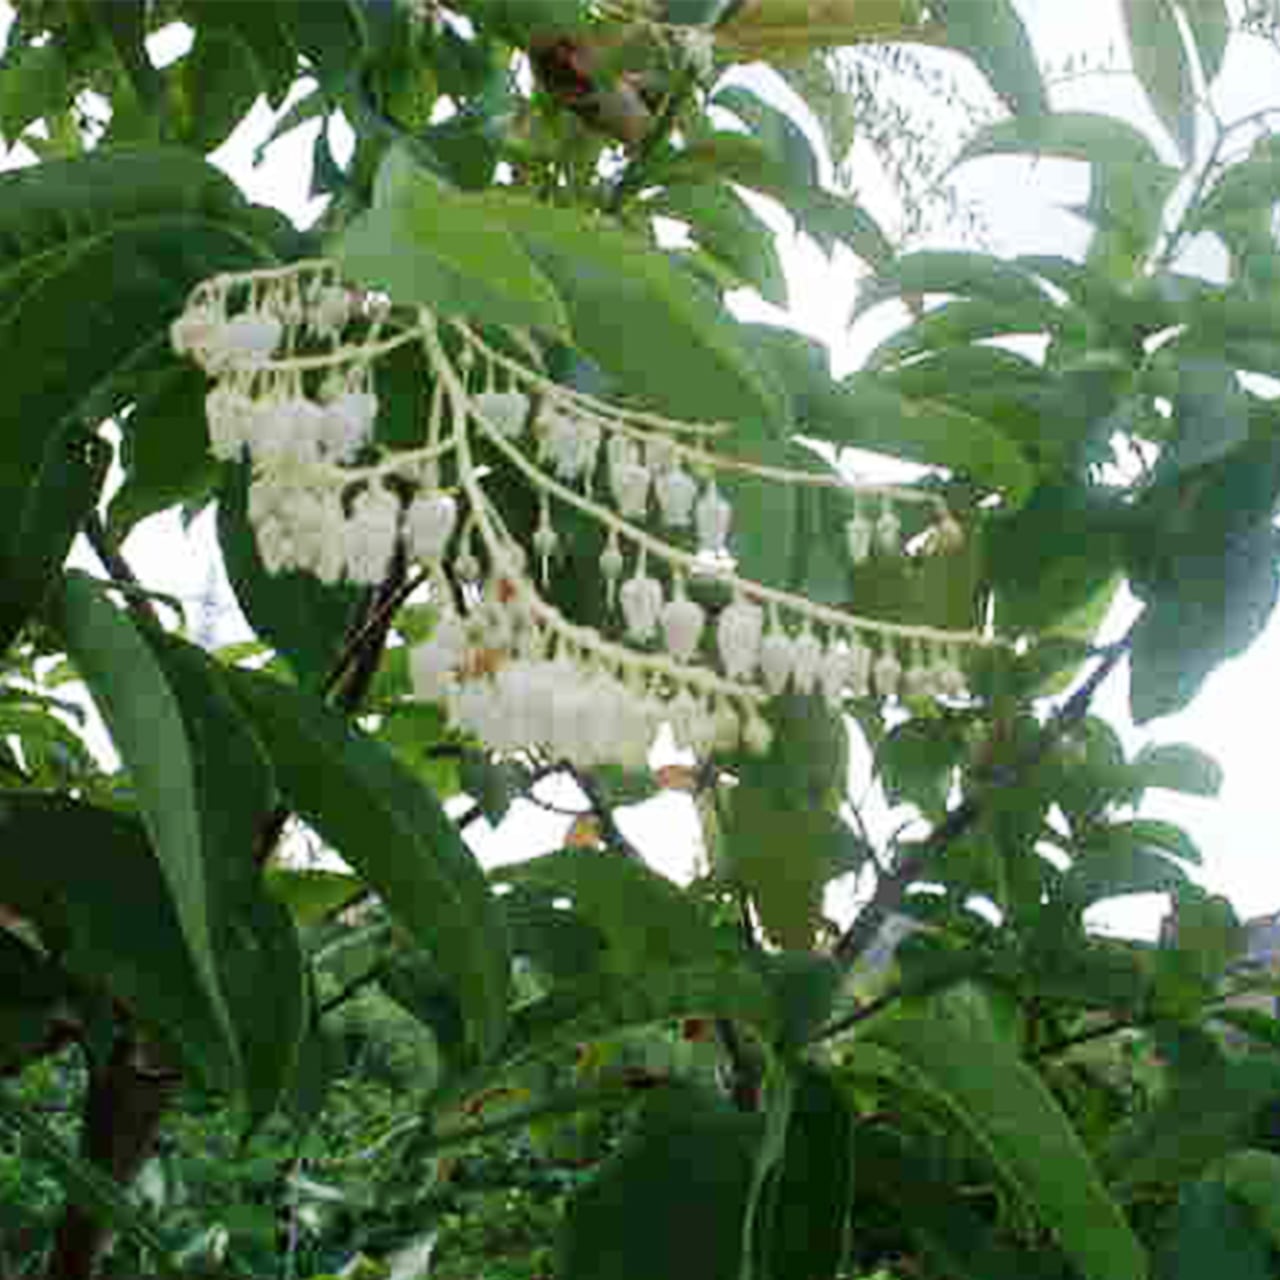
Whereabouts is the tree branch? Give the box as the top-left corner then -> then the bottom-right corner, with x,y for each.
833,629 -> 1137,965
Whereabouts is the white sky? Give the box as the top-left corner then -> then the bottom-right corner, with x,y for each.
3,2 -> 1280,942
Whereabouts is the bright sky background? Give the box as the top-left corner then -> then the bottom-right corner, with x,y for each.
3,2 -> 1280,943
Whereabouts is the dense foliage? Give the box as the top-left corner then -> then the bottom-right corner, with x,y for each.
3,1 -> 1280,1278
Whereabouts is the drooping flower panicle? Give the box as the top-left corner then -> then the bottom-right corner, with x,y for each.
172,260 -> 987,767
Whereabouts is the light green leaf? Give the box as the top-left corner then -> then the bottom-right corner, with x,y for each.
1131,742 -> 1223,797
334,154 -> 569,335
1123,0 -> 1196,160
830,374 -> 1036,506
489,194 -> 787,425
1182,0 -> 1230,83
225,669 -> 510,1060
853,249 -> 1054,322
711,84 -> 819,189
857,988 -> 1149,1280
934,0 -> 1047,117
652,182 -> 788,308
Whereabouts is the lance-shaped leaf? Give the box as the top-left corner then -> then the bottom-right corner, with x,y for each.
855,986 -> 1149,1280
0,792 -> 231,1084
224,669 -> 510,1060
56,578 -> 307,1120
1122,0 -> 1197,160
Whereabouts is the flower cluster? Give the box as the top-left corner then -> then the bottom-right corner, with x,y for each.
172,260 -> 991,768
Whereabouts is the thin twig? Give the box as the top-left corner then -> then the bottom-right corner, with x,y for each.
833,628 -> 1137,965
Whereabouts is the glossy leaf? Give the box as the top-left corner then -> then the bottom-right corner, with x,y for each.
857,987 -> 1149,1280
225,668 -> 510,1060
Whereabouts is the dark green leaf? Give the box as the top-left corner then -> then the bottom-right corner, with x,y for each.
1166,355 -> 1249,475
853,250 -> 1054,323
877,716 -> 968,821
225,668 -> 511,1060
558,1088 -> 761,1280
217,458 -> 366,694
858,987 -> 1149,1280
1158,1179 -> 1273,1280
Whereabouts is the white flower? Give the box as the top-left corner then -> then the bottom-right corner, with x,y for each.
792,630 -> 824,696
712,700 -> 742,753
311,286 -> 352,337
620,571 -> 663,641
205,383 -> 257,461
411,614 -> 467,701
717,597 -> 764,680
661,593 -> 705,661
219,311 -> 283,370
345,484 -> 401,585
612,457 -> 651,519
655,466 -> 697,527
848,639 -> 872,698
323,390 -> 378,460
875,504 -> 901,555
695,481 -> 732,554
759,630 -> 795,696
845,513 -> 873,564
743,712 -> 774,756
873,645 -> 902,699
819,644 -> 852,712
406,492 -> 458,562
171,305 -> 221,359
474,390 -> 530,439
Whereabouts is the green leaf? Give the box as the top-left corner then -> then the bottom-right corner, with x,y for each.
1108,818 -> 1202,866
876,716 -> 968,821
225,668 -> 510,1060
491,850 -> 732,977
265,867 -> 364,926
178,0 -> 299,108
334,147 -> 569,335
217,458 -> 366,693
0,41 -> 71,144
1159,1179 -> 1273,1280
829,374 -> 1036,506
652,182 -> 788,308
1063,836 -> 1191,908
1183,0 -> 1230,83
109,367 -> 218,541
711,84 -> 820,190
1166,355 -> 1250,475
0,431 -> 108,658
1131,742 -> 1223,798
957,113 -> 1178,278
750,1064 -> 854,1280
1206,1148 -> 1280,1251
1103,1056 -> 1280,1198
936,0 -> 1048,117
143,631 -> 308,1123
0,792 -> 231,1085
853,250 -> 1054,323
1122,0 -> 1196,159
857,987 -> 1149,1280
722,694 -> 850,949
0,1086 -> 180,1272
56,573 -> 239,1075
558,1088 -> 761,1280
492,195 -> 788,426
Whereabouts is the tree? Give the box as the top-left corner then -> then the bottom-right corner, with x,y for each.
2,1 -> 1280,1277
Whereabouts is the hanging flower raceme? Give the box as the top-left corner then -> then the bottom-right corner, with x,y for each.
171,259 -> 995,769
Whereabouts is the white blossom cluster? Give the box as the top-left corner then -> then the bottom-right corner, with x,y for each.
172,261 -> 990,768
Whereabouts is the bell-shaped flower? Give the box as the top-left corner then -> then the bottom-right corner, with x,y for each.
792,629 -> 824,696
872,644 -> 902,699
345,483 -> 401,585
407,492 -> 458,563
620,571 -> 663,642
474,389 -> 530,440
759,629 -> 796,696
717,597 -> 764,680
695,481 -> 732,554
661,592 -> 705,662
656,466 -> 697,527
